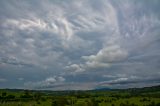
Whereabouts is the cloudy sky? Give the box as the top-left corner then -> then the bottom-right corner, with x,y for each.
0,0 -> 160,90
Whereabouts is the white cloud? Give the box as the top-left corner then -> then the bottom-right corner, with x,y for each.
67,45 -> 128,72
45,77 -> 56,84
83,45 -> 128,63
65,64 -> 85,72
85,61 -> 110,69
18,78 -> 24,81
57,76 -> 65,82
24,76 -> 65,89
0,78 -> 7,82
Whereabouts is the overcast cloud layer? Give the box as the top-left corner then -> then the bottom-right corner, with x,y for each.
0,0 -> 160,90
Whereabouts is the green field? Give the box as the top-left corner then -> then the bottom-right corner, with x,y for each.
0,85 -> 160,106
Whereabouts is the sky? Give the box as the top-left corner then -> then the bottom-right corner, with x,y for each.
0,0 -> 160,90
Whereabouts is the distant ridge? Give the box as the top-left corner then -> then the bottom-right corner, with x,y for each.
94,87 -> 111,91
93,85 -> 160,91
0,85 -> 160,92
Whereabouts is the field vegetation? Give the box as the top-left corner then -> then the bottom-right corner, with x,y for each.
0,85 -> 160,106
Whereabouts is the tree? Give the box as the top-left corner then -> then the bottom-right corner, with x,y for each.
111,104 -> 115,106
91,98 -> 99,106
51,97 -> 69,106
6,94 -> 15,99
34,92 -> 42,101
2,92 -> 7,97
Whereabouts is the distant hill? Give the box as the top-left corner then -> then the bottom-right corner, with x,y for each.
1,85 -> 160,92
126,85 -> 160,93
94,87 -> 111,91
93,85 -> 160,92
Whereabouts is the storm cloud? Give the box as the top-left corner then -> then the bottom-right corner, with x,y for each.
0,0 -> 160,90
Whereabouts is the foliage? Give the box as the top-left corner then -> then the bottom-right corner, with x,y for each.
0,85 -> 160,106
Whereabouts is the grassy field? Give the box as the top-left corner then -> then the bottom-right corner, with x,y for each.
0,85 -> 160,106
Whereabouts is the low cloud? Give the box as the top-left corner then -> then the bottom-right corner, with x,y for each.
24,76 -> 65,89
66,45 -> 128,73
0,78 -> 7,82
0,57 -> 33,67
